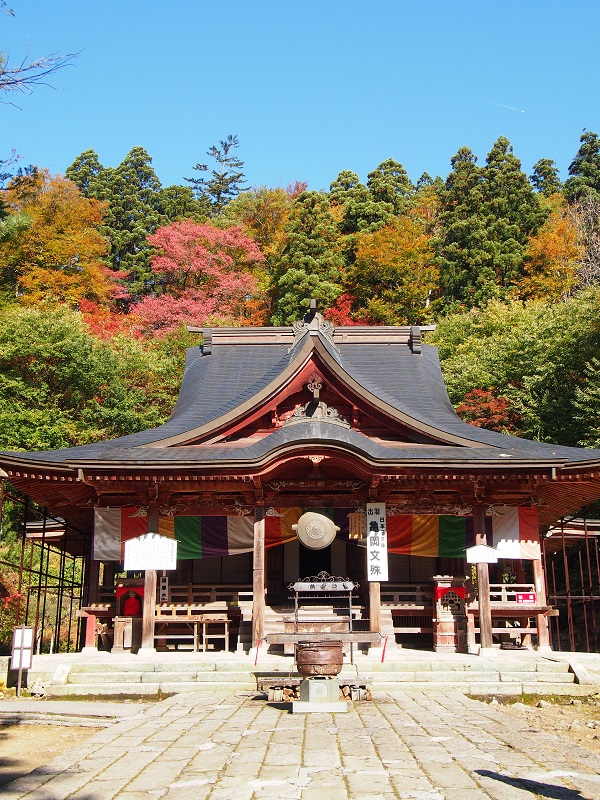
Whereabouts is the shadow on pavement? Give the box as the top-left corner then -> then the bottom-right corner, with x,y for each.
475,769 -> 588,800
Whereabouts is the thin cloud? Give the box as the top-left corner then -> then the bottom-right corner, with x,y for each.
489,100 -> 526,113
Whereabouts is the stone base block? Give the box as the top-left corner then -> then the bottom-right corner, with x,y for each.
299,677 -> 340,702
292,700 -> 348,713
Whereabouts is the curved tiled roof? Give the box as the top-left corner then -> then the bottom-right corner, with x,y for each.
3,322 -> 600,472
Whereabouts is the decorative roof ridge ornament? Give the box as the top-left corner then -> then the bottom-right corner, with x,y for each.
409,326 -> 422,354
284,399 -> 350,428
289,299 -> 339,354
283,375 -> 350,428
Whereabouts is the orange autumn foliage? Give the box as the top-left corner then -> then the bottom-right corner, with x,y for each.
1,170 -> 124,307
516,194 -> 583,300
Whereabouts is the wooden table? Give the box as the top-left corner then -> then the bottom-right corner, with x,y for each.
154,604 -> 231,651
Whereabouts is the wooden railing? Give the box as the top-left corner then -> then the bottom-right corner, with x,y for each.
166,584 -> 253,605
380,583 -> 434,636
467,583 -> 537,607
489,583 -> 536,604
380,583 -> 433,609
154,603 -> 233,651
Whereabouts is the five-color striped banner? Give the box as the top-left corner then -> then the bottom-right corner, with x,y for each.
93,506 -> 540,561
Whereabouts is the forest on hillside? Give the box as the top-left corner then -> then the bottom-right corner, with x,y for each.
2,131 -> 600,454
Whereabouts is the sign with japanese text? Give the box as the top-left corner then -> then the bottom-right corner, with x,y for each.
515,592 -> 537,604
11,625 -> 34,670
465,545 -> 499,564
124,533 -> 177,571
348,512 -> 365,540
159,575 -> 169,602
366,503 -> 388,582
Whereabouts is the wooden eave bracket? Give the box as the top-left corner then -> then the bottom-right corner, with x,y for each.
252,475 -> 263,503
369,475 -> 382,500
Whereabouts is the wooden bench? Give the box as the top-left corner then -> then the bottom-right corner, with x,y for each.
467,605 -> 552,650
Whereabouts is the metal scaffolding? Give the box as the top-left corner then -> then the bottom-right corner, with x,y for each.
0,488 -> 88,654
543,515 -> 600,653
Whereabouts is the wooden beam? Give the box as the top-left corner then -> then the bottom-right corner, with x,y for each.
474,505 -> 493,651
140,506 -> 158,652
140,569 -> 157,652
532,558 -> 551,650
252,507 -> 265,647
369,581 -> 381,638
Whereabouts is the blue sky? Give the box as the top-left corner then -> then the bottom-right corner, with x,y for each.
2,1 -> 599,192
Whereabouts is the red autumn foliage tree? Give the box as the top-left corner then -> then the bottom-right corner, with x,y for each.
323,292 -> 371,325
79,299 -> 139,340
132,220 -> 265,335
132,294 -> 216,335
456,388 -> 522,434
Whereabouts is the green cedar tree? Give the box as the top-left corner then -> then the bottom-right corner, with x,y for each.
366,158 -> 415,215
67,147 -> 206,298
564,131 -> 600,203
436,138 -> 547,309
530,158 -> 562,196
271,191 -> 344,325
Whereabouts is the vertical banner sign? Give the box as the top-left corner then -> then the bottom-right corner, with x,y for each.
366,503 -> 388,582
159,576 -> 169,602
348,512 -> 365,540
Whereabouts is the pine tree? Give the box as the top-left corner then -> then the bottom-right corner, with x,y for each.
185,134 -> 247,215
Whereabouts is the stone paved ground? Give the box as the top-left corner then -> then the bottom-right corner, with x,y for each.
2,689 -> 600,800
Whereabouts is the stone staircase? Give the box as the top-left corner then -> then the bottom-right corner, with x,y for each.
3,651 -> 598,699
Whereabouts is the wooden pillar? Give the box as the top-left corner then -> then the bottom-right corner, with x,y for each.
87,558 -> 101,605
369,581 -> 381,635
532,558 -> 551,650
140,506 -> 158,652
252,507 -> 265,647
82,612 -> 97,651
474,505 -> 493,651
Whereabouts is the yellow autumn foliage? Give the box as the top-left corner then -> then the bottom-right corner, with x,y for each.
0,170 -> 119,307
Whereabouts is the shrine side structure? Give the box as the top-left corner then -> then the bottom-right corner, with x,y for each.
3,307 -> 600,656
